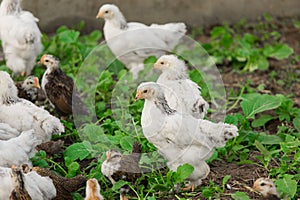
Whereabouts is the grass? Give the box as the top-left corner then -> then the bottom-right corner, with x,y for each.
2,17 -> 300,199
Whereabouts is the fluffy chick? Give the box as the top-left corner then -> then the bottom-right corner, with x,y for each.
85,178 -> 104,200
253,178 -> 280,200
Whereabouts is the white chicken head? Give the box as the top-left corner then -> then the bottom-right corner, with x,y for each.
253,178 -> 279,198
96,4 -> 120,20
135,82 -> 164,101
154,55 -> 187,73
22,76 -> 40,90
38,54 -> 60,70
0,71 -> 18,101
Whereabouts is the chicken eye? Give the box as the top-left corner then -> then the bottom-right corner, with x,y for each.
143,90 -> 148,93
45,59 -> 49,62
260,182 -> 266,186
105,10 -> 109,14
160,62 -> 164,65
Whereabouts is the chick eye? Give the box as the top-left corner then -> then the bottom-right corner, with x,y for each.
45,59 -> 49,62
160,62 -> 164,65
105,10 -> 109,13
260,182 -> 266,186
143,90 -> 148,93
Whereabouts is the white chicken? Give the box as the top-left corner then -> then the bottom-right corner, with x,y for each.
0,166 -> 56,200
0,0 -> 43,76
0,71 -> 64,142
154,55 -> 209,119
0,129 -> 41,167
0,122 -> 20,140
135,82 -> 238,190
96,4 -> 186,79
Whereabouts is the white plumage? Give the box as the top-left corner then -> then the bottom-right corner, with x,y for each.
135,82 -> 238,188
155,55 -> 209,119
0,0 -> 43,76
96,4 -> 186,78
0,122 -> 20,140
0,166 -> 56,200
0,129 -> 41,167
0,71 -> 64,142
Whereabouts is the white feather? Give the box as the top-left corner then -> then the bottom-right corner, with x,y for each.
98,4 -> 186,78
156,55 -> 209,119
0,122 -> 20,140
0,0 -> 43,75
0,71 -> 64,142
138,82 -> 238,187
0,167 -> 56,200
0,129 -> 41,167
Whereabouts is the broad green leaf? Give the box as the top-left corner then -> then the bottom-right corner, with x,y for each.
257,134 -> 283,145
58,30 -> 80,43
112,180 -> 129,191
120,136 -> 134,151
293,19 -> 300,29
263,43 -> 294,60
275,175 -> 297,198
231,192 -> 250,200
175,163 -> 194,182
252,115 -> 274,127
241,93 -> 282,119
64,141 -> 92,161
293,117 -> 300,132
202,188 -> 215,198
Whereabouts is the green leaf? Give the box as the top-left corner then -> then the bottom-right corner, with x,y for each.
257,134 -> 283,145
293,117 -> 300,132
58,30 -> 80,43
222,175 -> 231,189
252,115 -> 274,127
268,44 -> 294,60
231,191 -> 250,200
119,136 -> 134,151
64,141 -> 92,161
241,93 -> 282,119
112,180 -> 129,191
293,19 -> 300,29
174,163 -> 194,183
254,140 -> 271,159
275,175 -> 297,198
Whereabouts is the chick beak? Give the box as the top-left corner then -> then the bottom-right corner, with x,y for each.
96,11 -> 104,19
135,91 -> 142,101
153,62 -> 161,69
106,151 -> 112,161
33,77 -> 41,89
38,54 -> 46,65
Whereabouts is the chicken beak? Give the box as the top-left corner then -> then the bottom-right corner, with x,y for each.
153,62 -> 161,69
106,151 -> 112,161
34,77 -> 41,89
135,91 -> 142,101
38,54 -> 46,65
96,11 -> 104,19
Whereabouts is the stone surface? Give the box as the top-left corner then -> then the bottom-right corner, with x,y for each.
21,0 -> 300,33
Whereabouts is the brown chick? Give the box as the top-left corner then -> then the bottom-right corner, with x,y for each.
36,140 -> 64,156
9,165 -> 32,200
253,178 -> 280,200
101,141 -> 142,200
85,178 -> 104,200
32,167 -> 87,200
15,76 -> 40,103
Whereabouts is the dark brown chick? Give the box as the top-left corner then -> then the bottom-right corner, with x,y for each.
9,165 -> 32,200
32,167 -> 86,200
16,76 -> 40,103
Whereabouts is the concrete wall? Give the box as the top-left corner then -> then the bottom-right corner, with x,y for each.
20,0 -> 300,33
